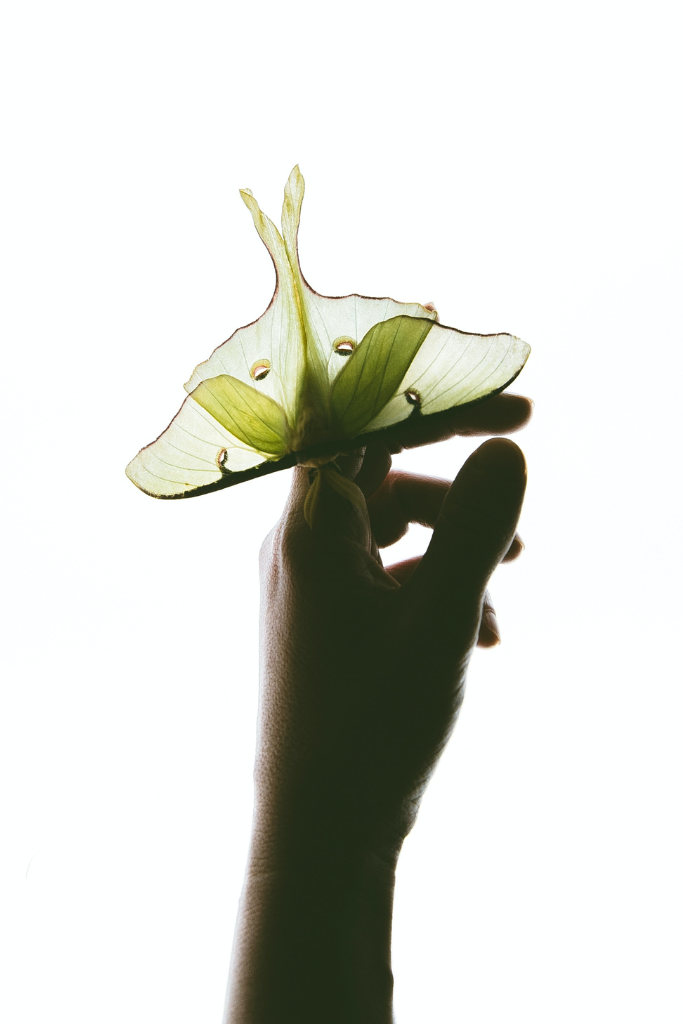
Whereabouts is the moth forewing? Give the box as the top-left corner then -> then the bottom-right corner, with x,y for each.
191,375 -> 290,457
329,315 -> 435,438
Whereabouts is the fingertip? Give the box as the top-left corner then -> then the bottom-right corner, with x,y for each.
453,392 -> 534,437
478,607 -> 501,647
470,437 -> 527,478
503,392 -> 534,422
354,442 -> 392,498
489,392 -> 534,433
502,533 -> 525,562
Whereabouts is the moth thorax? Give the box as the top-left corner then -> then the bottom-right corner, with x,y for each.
290,400 -> 331,452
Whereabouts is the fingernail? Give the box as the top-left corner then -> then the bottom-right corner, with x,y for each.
509,535 -> 525,556
482,608 -> 501,645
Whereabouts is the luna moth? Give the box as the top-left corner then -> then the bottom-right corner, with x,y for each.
126,166 -> 530,525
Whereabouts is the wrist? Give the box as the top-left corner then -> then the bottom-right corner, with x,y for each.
249,776 -> 412,877
247,817 -> 402,878
226,836 -> 397,1024
245,834 -> 399,906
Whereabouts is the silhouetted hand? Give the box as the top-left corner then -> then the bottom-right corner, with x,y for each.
225,394 -> 531,1024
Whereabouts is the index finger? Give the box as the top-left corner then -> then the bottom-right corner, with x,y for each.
387,392 -> 533,453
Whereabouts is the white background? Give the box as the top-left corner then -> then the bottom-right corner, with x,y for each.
2,1 -> 681,1021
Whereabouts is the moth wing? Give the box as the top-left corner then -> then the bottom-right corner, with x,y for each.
362,322 -> 531,433
183,189 -> 305,425
330,315 -> 435,437
125,395 -> 269,498
302,290 -> 437,386
280,165 -> 437,386
127,183 -> 304,500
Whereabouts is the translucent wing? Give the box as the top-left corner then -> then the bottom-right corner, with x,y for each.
330,316 -> 436,436
128,185 -> 303,498
302,290 -> 437,386
183,188 -> 305,425
125,396 -> 272,498
362,322 -> 531,433
191,375 -> 290,456
184,168 -> 437,397
280,166 -> 437,388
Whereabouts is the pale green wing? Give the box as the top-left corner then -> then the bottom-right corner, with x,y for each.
280,165 -> 437,389
183,189 -> 306,426
125,395 -> 269,498
330,315 -> 435,436
191,374 -> 290,457
304,291 -> 438,387
362,322 -> 531,433
128,185 -> 303,498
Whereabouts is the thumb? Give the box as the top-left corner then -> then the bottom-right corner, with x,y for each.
406,438 -> 527,628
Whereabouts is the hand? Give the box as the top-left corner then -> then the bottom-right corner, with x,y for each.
226,393 -> 531,1023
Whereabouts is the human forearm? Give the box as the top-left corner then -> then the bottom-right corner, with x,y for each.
224,840 -> 397,1024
